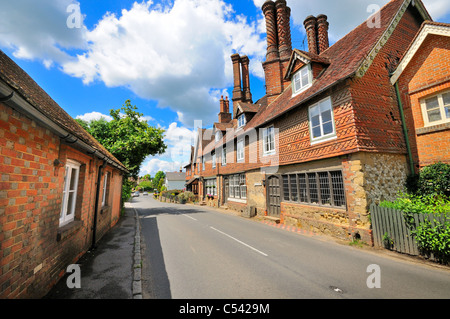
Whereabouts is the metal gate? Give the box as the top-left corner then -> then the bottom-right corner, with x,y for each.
266,175 -> 281,217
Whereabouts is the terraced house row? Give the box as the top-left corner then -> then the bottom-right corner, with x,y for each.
185,0 -> 450,244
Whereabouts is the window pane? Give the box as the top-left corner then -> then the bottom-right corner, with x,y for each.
282,175 -> 290,201
445,106 -> 450,119
322,110 -> 332,123
443,92 -> 450,106
310,105 -> 320,117
331,171 -> 346,207
295,74 -> 301,91
427,109 -> 442,122
301,72 -> 309,87
322,122 -> 334,135
425,96 -> 439,110
290,175 -> 298,202
298,174 -> 307,202
311,114 -> 320,128
67,192 -> 75,216
312,126 -> 322,139
308,173 -> 318,204
318,172 -> 331,205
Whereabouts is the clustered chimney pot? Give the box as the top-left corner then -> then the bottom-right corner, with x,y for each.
304,14 -> 329,55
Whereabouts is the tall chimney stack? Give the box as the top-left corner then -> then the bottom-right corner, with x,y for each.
304,15 -> 318,55
218,96 -> 232,124
262,0 -> 293,105
262,0 -> 279,62
231,53 -> 243,104
275,0 -> 292,59
316,14 -> 329,54
240,55 -> 252,103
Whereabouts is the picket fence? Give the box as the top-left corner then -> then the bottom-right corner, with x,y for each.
370,204 -> 448,259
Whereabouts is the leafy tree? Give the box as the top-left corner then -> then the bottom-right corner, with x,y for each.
76,100 -> 167,179
152,171 -> 166,191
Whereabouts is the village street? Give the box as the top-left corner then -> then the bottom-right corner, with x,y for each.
132,196 -> 450,299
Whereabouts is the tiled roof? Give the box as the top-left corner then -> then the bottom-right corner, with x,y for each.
0,50 -> 127,171
246,0 -> 409,130
165,172 -> 186,181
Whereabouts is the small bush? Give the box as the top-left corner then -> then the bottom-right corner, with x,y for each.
412,220 -> 450,264
417,162 -> 450,197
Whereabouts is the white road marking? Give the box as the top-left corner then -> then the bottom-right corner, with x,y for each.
210,227 -> 268,257
182,214 -> 197,221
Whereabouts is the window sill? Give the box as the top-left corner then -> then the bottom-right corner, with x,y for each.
310,135 -> 337,146
416,122 -> 450,135
282,200 -> 346,211
57,220 -> 82,242
227,197 -> 247,203
262,151 -> 276,157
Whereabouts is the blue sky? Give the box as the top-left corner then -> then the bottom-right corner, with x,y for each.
1,0 -> 449,177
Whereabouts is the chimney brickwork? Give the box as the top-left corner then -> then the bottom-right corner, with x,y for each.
262,0 -> 293,105
317,14 -> 330,54
218,96 -> 232,124
304,14 -> 329,55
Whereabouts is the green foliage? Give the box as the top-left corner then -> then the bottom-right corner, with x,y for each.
412,220 -> 450,264
416,162 -> 450,197
80,100 -> 167,179
153,171 -> 166,191
380,162 -> 450,263
177,191 -> 195,203
122,179 -> 134,203
138,180 -> 153,191
380,192 -> 450,215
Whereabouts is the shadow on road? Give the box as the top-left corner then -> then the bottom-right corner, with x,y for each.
138,210 -> 172,299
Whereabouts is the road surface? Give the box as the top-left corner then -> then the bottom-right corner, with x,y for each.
131,195 -> 450,299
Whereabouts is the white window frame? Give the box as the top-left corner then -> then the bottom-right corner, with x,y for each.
202,156 -> 205,171
263,126 -> 276,156
238,114 -> 246,129
228,174 -> 246,201
206,178 -> 217,196
101,172 -> 108,207
309,97 -> 337,145
212,153 -> 216,169
292,64 -> 312,96
215,130 -> 221,142
60,160 -> 80,227
420,90 -> 450,127
222,146 -> 227,166
237,139 -> 244,162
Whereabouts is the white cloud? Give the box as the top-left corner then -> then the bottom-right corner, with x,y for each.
140,121 -> 195,175
139,158 -> 184,177
0,0 -> 87,65
61,0 -> 266,127
76,111 -> 113,122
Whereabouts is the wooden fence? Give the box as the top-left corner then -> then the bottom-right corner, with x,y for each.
370,204 -> 448,258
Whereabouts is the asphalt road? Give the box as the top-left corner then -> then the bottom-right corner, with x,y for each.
131,195 -> 450,299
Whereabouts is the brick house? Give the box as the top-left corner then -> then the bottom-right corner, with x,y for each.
0,50 -> 128,298
390,21 -> 450,169
186,0 -> 434,244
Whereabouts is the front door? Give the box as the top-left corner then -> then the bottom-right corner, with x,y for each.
223,177 -> 229,204
266,175 -> 281,217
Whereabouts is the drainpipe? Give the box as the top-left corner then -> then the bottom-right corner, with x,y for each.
91,159 -> 107,250
394,81 -> 415,174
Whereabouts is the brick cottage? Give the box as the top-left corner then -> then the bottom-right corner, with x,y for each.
185,0 -> 443,244
0,50 -> 128,298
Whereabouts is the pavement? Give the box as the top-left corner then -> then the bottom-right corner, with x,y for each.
43,202 -> 142,299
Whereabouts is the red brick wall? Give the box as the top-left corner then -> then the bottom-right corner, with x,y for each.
350,7 -> 423,157
397,33 -> 450,168
0,102 -> 123,298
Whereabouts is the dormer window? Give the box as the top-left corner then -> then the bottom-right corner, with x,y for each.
238,114 -> 246,128
292,64 -> 312,96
